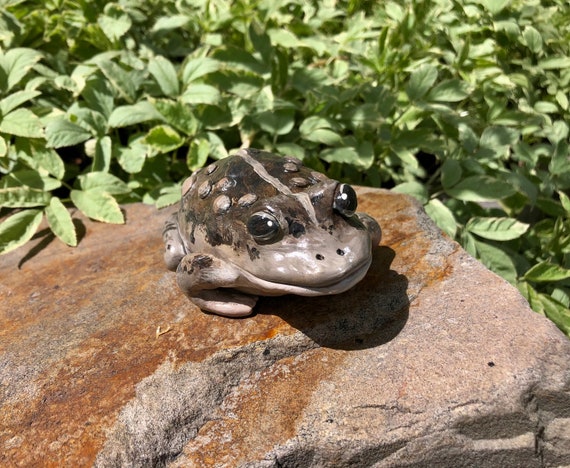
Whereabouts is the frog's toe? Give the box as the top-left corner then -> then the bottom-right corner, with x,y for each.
191,290 -> 258,317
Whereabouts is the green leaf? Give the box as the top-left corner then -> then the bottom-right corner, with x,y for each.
522,26 -> 542,53
152,15 -> 190,32
392,181 -> 429,203
0,89 -> 41,115
547,121 -> 569,145
45,197 -> 77,247
549,141 -> 569,176
320,146 -> 367,168
15,140 -> 65,180
143,125 -> 184,153
45,117 -> 92,148
536,197 -> 566,217
445,175 -> 516,202
96,59 -> 139,104
479,126 -> 519,149
97,5 -> 132,42
69,107 -> 107,137
268,29 -> 301,48
536,294 -> 570,335
107,101 -> 163,128
427,79 -> 469,102
153,99 -> 198,135
92,136 -> 112,172
466,217 -> 529,241
204,131 -> 228,160
186,138 -> 210,172
4,169 -> 61,191
116,139 -> 148,174
480,0 -> 511,15
534,101 -> 558,114
213,46 -> 266,74
299,116 -> 342,145
392,128 -> 433,148
0,108 -> 43,138
524,262 -> 570,283
425,199 -> 457,238
82,75 -> 115,119
556,91 -> 569,111
253,109 -> 295,135
558,191 -> 570,215
474,239 -> 517,284
155,184 -> 182,209
538,56 -> 570,70
149,55 -> 180,97
180,84 -> 220,105
441,159 -> 462,189
70,189 -> 124,224
406,64 -> 437,101
249,22 -> 271,63
0,209 -> 43,255
0,186 -> 51,207
78,172 -> 130,194
385,2 -> 405,20
181,57 -> 220,85
200,105 -> 232,130
0,48 -> 42,92
520,283 -> 570,335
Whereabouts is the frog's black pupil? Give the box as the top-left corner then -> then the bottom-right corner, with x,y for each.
334,184 -> 357,217
247,212 -> 281,242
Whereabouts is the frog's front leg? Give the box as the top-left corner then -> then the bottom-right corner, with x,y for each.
176,253 -> 258,317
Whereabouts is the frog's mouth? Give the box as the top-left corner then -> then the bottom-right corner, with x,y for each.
236,255 -> 373,297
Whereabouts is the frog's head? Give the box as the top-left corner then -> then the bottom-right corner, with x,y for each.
233,178 -> 377,295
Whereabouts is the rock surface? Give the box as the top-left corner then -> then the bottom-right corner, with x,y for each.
1,188 -> 569,467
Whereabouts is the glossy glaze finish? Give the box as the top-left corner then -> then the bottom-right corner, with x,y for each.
163,148 -> 381,316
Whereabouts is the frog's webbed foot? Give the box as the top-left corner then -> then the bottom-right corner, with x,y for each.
176,253 -> 258,317
163,213 -> 186,271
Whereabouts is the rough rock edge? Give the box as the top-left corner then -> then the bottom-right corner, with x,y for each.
95,333 -> 320,467
241,389 -> 570,468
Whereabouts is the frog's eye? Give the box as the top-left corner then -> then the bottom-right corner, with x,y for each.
333,184 -> 358,217
247,212 -> 283,243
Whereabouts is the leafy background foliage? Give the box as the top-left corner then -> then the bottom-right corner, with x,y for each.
0,0 -> 569,336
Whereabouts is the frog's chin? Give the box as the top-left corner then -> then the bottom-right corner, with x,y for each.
236,256 -> 373,297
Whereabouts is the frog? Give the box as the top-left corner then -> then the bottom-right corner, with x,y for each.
163,148 -> 382,317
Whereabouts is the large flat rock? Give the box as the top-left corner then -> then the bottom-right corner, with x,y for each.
1,189 -> 569,467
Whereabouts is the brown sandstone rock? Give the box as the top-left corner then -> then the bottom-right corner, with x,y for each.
0,189 -> 569,467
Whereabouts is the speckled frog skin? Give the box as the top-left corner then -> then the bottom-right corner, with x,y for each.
163,148 -> 381,317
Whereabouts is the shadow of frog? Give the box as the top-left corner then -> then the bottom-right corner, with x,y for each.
258,246 -> 409,351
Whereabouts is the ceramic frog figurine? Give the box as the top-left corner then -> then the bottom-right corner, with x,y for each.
163,148 -> 381,317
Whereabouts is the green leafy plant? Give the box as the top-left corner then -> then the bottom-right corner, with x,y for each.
0,0 -> 568,336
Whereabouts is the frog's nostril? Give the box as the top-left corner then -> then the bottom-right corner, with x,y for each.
336,249 -> 345,256
316,254 -> 324,261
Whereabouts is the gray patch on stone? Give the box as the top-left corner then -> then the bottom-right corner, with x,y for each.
94,334 -> 319,467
